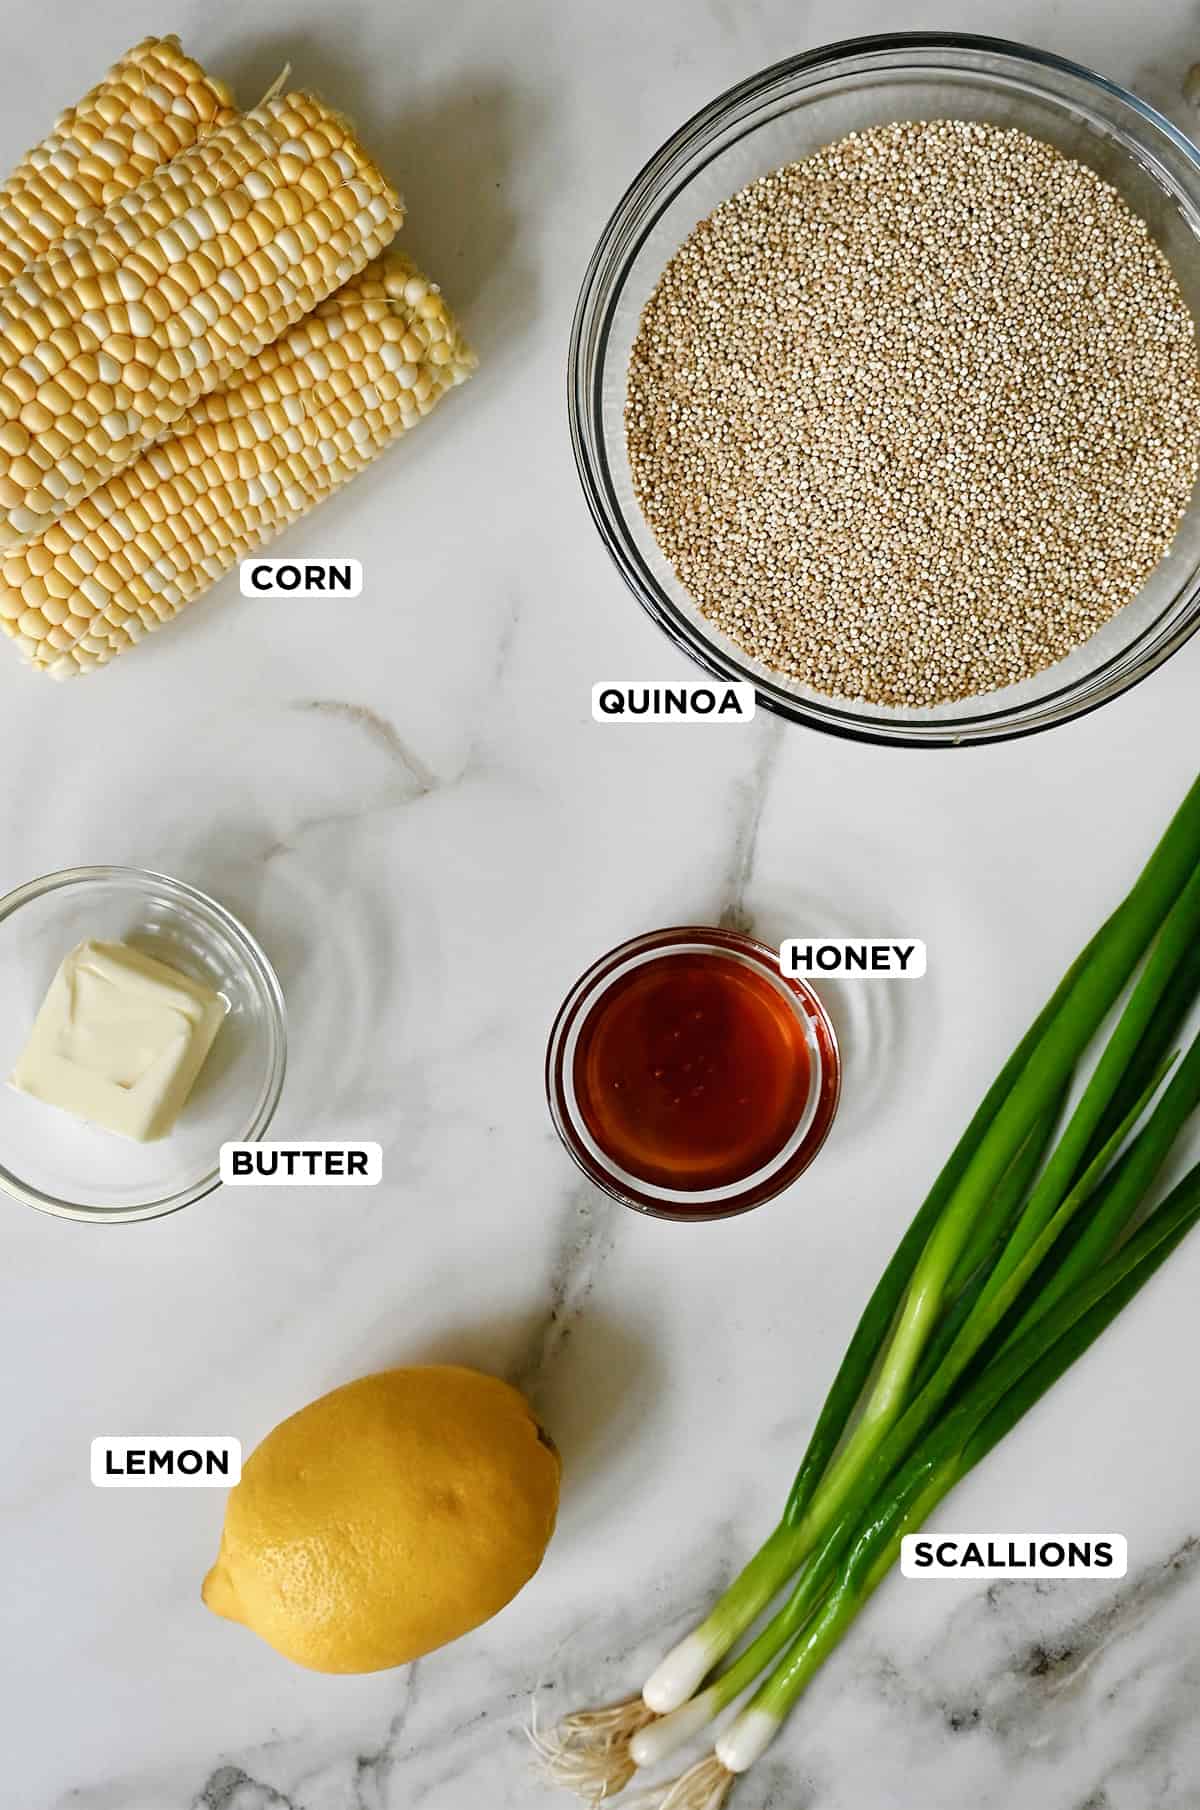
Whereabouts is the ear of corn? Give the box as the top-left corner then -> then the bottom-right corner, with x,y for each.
0,46 -> 473,677
0,253 -> 475,675
0,36 -> 237,284
0,92 -> 403,549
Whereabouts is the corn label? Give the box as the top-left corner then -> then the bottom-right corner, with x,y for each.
239,557 -> 363,598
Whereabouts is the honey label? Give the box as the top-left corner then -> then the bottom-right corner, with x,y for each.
782,939 -> 926,978
900,1535 -> 1126,1579
592,681 -> 755,722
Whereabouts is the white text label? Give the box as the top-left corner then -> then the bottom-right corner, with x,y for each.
240,558 -> 363,599
901,1534 -> 1126,1578
92,1436 -> 241,1488
220,1141 -> 383,1185
592,681 -> 755,723
782,939 -> 926,978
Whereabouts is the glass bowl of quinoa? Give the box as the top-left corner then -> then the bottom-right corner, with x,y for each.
569,33 -> 1200,745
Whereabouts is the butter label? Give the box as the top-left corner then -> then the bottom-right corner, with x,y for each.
220,1140 -> 382,1185
592,681 -> 755,722
239,557 -> 363,598
900,1535 -> 1126,1578
91,1436 -> 241,1487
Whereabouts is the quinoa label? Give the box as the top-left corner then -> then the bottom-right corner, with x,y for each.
900,1535 -> 1127,1579
91,1437 -> 242,1488
220,1141 -> 383,1184
592,681 -> 755,722
239,557 -> 363,598
781,939 -> 926,978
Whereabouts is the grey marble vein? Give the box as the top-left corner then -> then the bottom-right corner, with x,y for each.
718,716 -> 784,937
193,1767 -> 299,1810
511,1183 -> 619,1403
291,700 -> 439,797
349,1666 -> 422,1810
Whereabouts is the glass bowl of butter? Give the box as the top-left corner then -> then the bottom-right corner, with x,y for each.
0,867 -> 286,1222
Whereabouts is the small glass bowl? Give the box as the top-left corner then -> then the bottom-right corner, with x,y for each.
546,926 -> 840,1219
0,867 -> 286,1223
569,32 -> 1200,746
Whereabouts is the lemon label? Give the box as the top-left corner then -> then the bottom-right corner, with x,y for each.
92,1436 -> 241,1487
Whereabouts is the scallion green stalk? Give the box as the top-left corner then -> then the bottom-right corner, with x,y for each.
1076,933 -> 1200,1173
1010,1034 -> 1200,1336
910,1088 -> 1072,1394
942,1090 -> 1068,1300
971,861 -> 1200,1316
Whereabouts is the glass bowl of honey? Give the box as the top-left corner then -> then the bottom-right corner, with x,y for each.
546,926 -> 840,1219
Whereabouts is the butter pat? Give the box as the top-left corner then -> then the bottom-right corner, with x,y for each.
11,940 -> 226,1141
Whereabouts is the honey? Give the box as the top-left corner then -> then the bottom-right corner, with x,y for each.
571,949 -> 814,1192
548,927 -> 841,1218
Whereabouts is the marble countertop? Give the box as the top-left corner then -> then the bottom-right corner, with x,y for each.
3,1 -> 1200,1806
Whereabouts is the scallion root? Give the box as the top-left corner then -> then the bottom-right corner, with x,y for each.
622,1756 -> 735,1810
528,1697 -> 657,1802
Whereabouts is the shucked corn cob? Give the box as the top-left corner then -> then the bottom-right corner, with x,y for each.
0,44 -> 471,676
0,37 -> 236,283
0,253 -> 475,675
0,93 -> 402,548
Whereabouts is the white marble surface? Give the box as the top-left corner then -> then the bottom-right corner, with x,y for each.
2,1 -> 1200,1806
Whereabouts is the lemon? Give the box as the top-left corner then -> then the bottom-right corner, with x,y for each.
202,1364 -> 560,1672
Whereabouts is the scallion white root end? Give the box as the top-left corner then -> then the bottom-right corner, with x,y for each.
715,1706 -> 780,1772
623,1755 -> 735,1810
630,1688 -> 720,1768
528,1696 -> 656,1801
643,1630 -> 719,1713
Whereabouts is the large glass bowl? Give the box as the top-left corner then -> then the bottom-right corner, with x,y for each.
569,33 -> 1200,746
0,867 -> 286,1223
